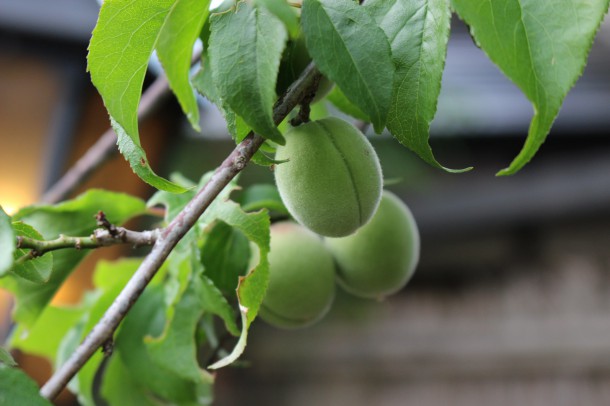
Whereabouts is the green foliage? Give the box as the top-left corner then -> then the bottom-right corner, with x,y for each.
10,222 -> 52,283
255,0 -> 300,38
0,190 -> 145,328
200,221 -> 250,294
88,0 -> 190,192
0,348 -> 16,367
366,0 -> 471,173
0,366 -> 53,406
301,0 -> 394,133
209,2 -> 287,144
157,0 -> 211,130
452,0 -> 610,175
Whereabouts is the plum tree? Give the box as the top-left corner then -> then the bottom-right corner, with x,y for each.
259,221 -> 335,329
325,191 -> 420,300
274,117 -> 383,237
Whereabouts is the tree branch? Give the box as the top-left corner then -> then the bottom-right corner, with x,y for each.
40,63 -> 323,400
15,228 -> 159,265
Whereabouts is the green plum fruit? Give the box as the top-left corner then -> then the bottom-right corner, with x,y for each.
259,222 -> 336,329
274,117 -> 383,237
325,191 -> 420,299
276,35 -> 333,102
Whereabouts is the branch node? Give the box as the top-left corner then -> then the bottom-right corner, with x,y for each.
234,155 -> 247,170
95,211 -> 120,237
75,239 -> 82,250
16,236 -> 23,249
101,338 -> 114,358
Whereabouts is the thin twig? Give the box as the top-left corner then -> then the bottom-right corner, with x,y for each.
41,51 -> 202,205
15,227 -> 160,265
40,63 -> 323,401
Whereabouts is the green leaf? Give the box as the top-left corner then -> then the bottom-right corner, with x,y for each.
1,190 -> 145,328
198,274 -> 240,336
147,275 -> 217,383
88,0 -> 188,192
72,259 -> 145,406
192,56 -> 277,167
255,0 -> 300,38
207,201 -> 270,369
0,366 -> 53,406
10,305 -> 83,363
0,348 -> 16,367
209,2 -> 287,144
238,183 -> 288,215
0,206 -> 13,276
366,0 -> 471,173
113,119 -> 188,193
201,221 -> 250,294
156,0 -> 211,131
10,223 -> 53,284
452,0 -> 610,175
301,0 -> 394,132
101,355 -> 168,406
117,286 -> 210,403
326,86 -> 369,122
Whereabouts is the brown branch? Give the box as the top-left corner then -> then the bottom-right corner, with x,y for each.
40,63 -> 323,400
15,227 -> 159,265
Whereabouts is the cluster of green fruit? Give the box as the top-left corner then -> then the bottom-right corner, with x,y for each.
259,117 -> 420,329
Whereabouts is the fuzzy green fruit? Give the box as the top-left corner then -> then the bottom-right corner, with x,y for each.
274,117 -> 383,237
325,191 -> 420,299
259,222 -> 335,329
276,35 -> 333,102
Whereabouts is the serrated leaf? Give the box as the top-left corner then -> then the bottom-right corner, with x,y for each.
88,0 -> 188,192
366,0 -> 471,173
157,0 -> 211,131
301,0 -> 394,132
117,286 -> 210,403
0,190 -> 145,328
192,57 -> 277,167
0,206 -> 13,276
10,222 -> 53,284
452,0 -> 610,175
198,274 -> 240,336
113,119 -> 188,193
255,0 -> 300,38
209,2 -> 287,144
207,201 -> 270,369
147,275 -> 217,383
0,366 -> 53,406
0,348 -> 16,367
201,221 -> 251,294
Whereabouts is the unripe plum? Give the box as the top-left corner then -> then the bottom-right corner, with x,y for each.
259,222 -> 335,329
274,117 -> 383,237
325,191 -> 420,299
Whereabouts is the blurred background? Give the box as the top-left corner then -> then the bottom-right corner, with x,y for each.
2,0 -> 610,404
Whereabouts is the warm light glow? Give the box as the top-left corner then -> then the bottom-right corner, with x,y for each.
1,203 -> 18,216
0,186 -> 37,216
